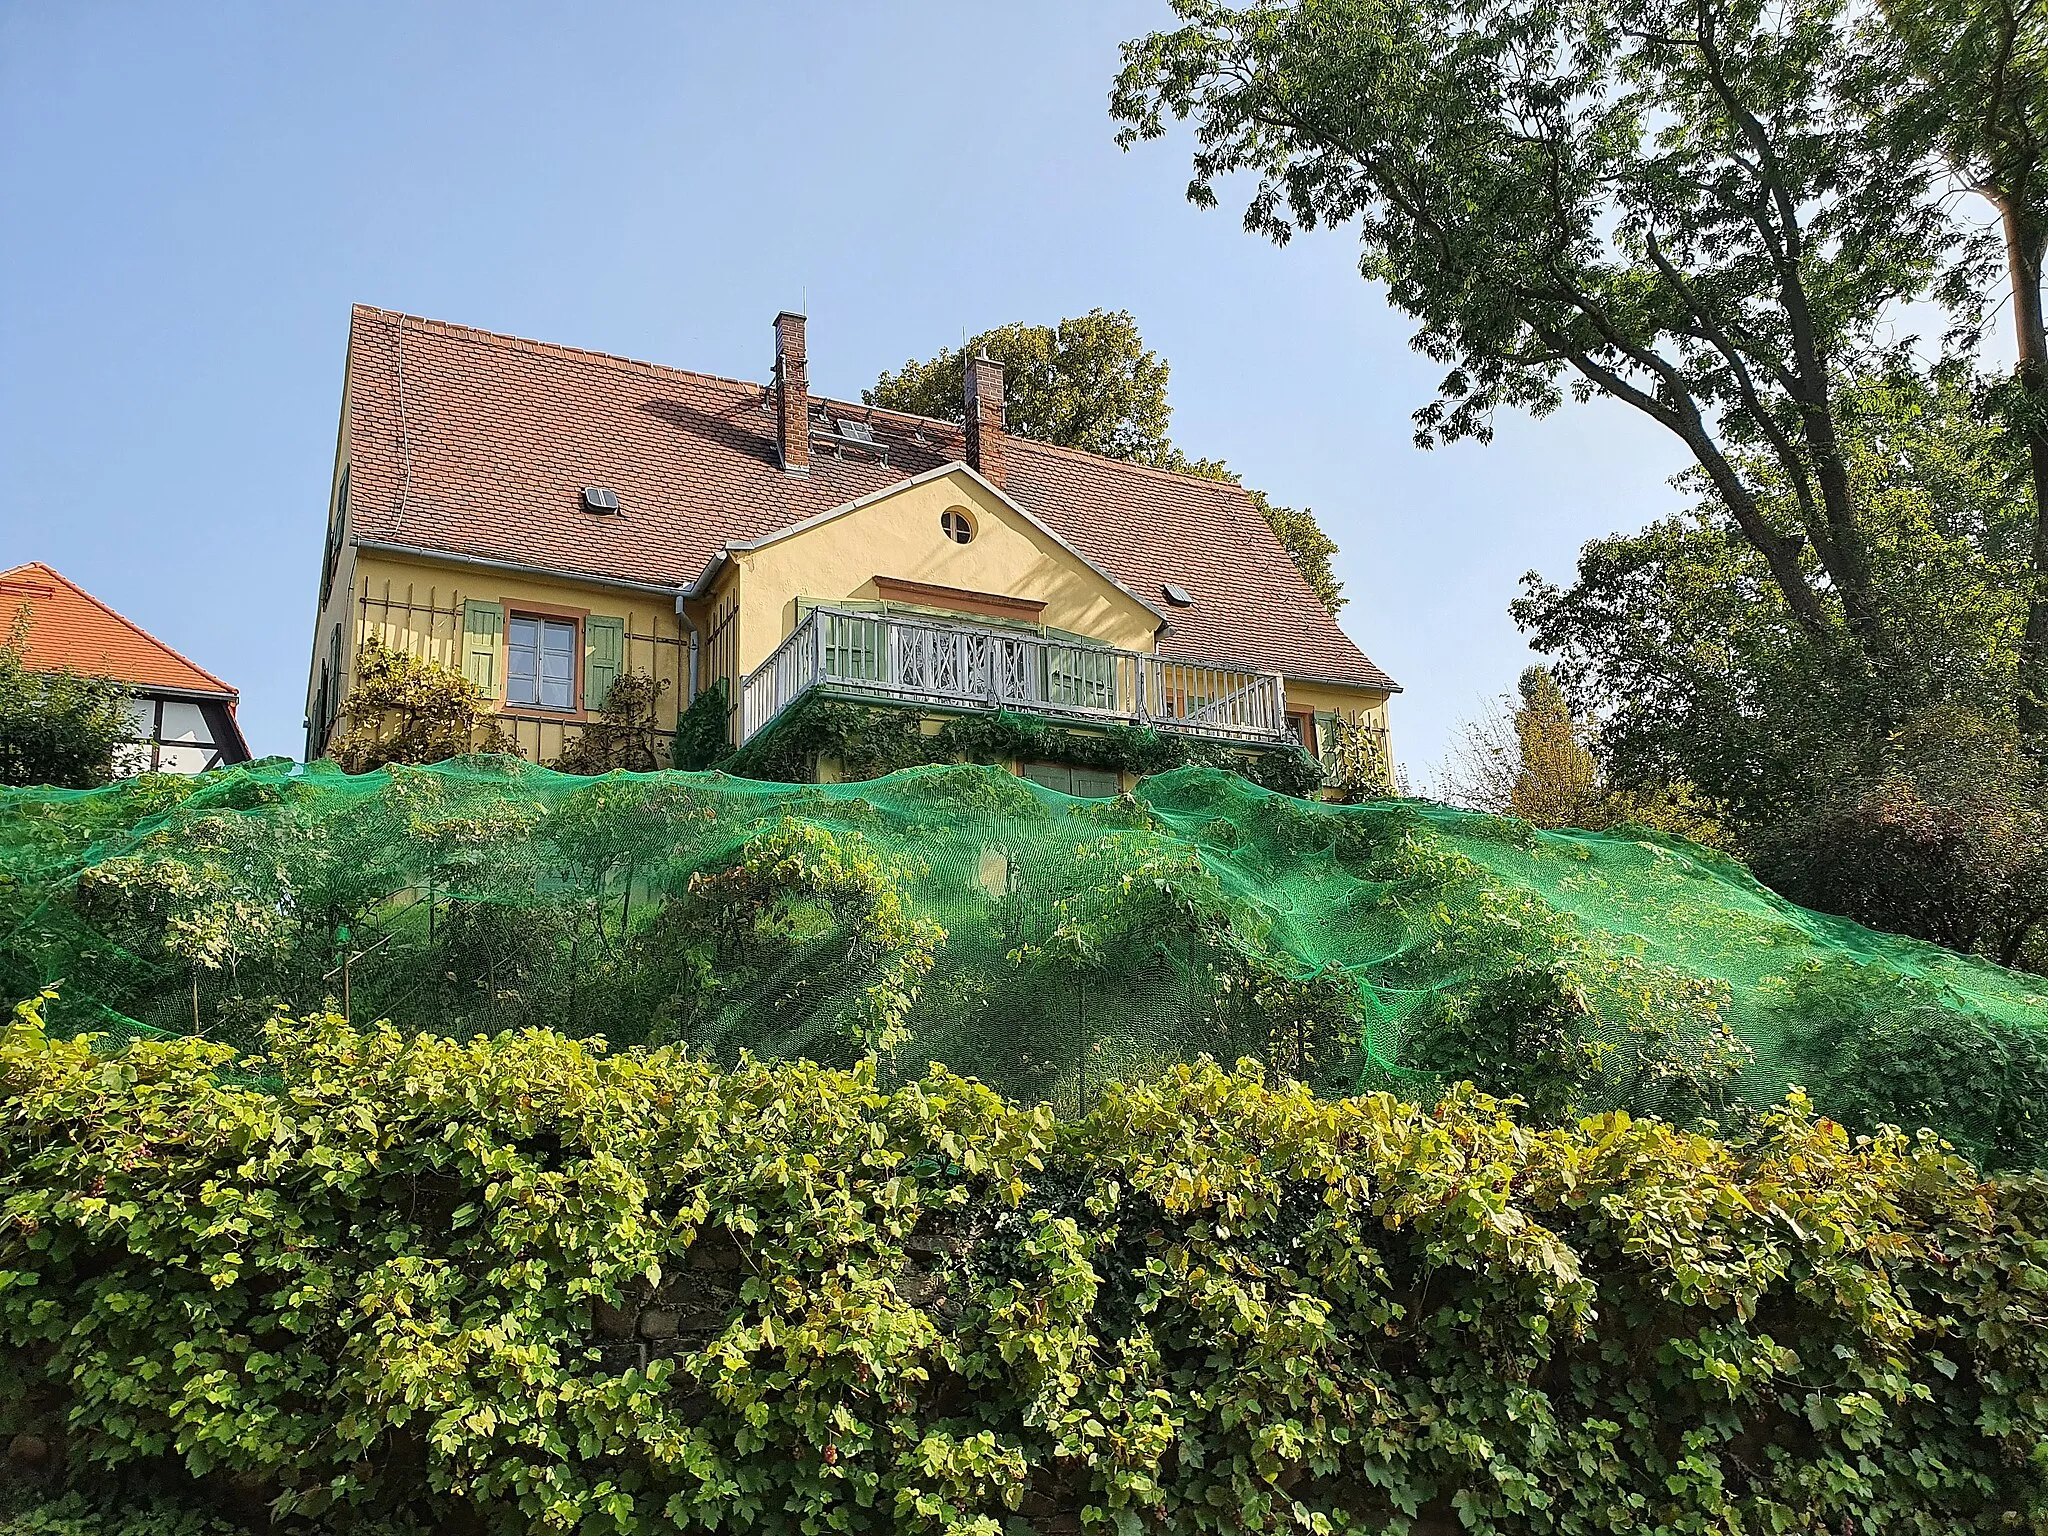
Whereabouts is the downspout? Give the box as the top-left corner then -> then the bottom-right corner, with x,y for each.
676,592 -> 701,702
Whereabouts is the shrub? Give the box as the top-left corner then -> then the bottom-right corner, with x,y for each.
669,678 -> 731,772
1781,960 -> 2048,1169
327,639 -> 513,772
1735,707 -> 2048,970
0,610 -> 132,790
554,674 -> 670,775
2,1000 -> 2044,1535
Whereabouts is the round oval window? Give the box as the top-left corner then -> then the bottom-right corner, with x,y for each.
941,508 -> 975,544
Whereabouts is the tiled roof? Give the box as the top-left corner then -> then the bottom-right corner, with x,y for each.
0,562 -> 239,696
1003,440 -> 1398,689
342,306 -> 1397,692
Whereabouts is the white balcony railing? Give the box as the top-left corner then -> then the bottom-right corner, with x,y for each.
738,607 -> 1291,748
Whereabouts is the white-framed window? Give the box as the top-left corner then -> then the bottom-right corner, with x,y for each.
507,615 -> 578,709
940,507 -> 976,544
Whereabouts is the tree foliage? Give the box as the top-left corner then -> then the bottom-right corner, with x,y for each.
1879,0 -> 2048,738
866,310 -> 1348,614
1112,0 -> 1983,712
327,638 -> 513,773
554,673 -> 669,776
1515,371 -> 2032,817
1506,667 -> 1602,829
0,609 -> 132,791
868,310 -> 1176,462
1510,371 -> 2048,959
1441,666 -> 1731,844
3,1002 -> 2045,1535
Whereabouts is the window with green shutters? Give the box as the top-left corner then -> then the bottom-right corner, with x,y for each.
461,601 -> 504,699
508,616 -> 576,710
583,615 -> 624,711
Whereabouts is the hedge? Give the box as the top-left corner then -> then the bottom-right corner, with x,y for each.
1,998 -> 2045,1535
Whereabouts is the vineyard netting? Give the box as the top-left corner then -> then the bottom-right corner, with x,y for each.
4,756 -> 2046,1162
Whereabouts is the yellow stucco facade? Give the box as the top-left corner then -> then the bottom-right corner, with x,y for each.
308,541 -> 688,766
698,468 -> 1160,683
309,461 -> 1390,784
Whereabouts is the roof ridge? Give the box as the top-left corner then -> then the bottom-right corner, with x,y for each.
352,308 -> 980,440
0,561 -> 236,696
352,304 -> 780,400
349,310 -> 1263,492
1004,434 -> 1261,496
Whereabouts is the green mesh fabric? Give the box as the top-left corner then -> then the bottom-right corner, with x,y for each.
3,757 -> 2045,1159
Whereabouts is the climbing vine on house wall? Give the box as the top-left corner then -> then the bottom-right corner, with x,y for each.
720,697 -> 1326,796
670,678 -> 731,772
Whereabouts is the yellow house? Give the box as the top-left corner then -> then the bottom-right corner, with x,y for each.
306,307 -> 1398,792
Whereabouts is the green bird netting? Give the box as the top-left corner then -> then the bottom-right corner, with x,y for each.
4,757 -> 2046,1163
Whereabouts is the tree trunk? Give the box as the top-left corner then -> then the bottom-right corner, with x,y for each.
2004,199 -> 2048,744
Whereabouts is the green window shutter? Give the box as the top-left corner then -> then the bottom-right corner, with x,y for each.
1044,645 -> 1116,709
584,615 -> 624,711
1019,761 -> 1073,793
462,600 -> 504,699
1313,710 -> 1339,762
823,613 -> 884,681
1068,766 -> 1120,798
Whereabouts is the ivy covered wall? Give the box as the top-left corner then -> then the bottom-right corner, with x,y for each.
717,695 -> 1328,797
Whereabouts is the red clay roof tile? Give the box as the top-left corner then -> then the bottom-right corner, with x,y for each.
1,562 -> 239,697
342,306 -> 1397,692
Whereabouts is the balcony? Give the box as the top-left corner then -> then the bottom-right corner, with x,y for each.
738,607 -> 1293,748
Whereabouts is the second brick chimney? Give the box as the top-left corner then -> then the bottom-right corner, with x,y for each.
965,352 -> 1005,489
774,311 -> 809,476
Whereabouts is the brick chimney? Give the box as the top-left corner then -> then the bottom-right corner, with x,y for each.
964,352 -> 1005,489
774,311 -> 809,475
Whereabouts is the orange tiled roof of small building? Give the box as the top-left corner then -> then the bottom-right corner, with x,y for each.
0,563 -> 238,697
340,306 -> 1398,692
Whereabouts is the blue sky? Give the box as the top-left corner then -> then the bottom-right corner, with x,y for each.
0,1 -> 1691,781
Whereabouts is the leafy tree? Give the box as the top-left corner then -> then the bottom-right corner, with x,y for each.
868,310 -> 1175,461
0,607 -> 132,789
1443,665 -> 1736,845
1515,370 -> 2031,817
1112,0 -> 1975,716
554,672 -> 670,775
1508,666 -> 1603,829
867,309 -> 1348,613
1441,665 -> 1601,825
327,637 -> 513,772
1881,0 -> 2048,739
1441,666 -> 1613,827
1513,372 -> 2047,960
